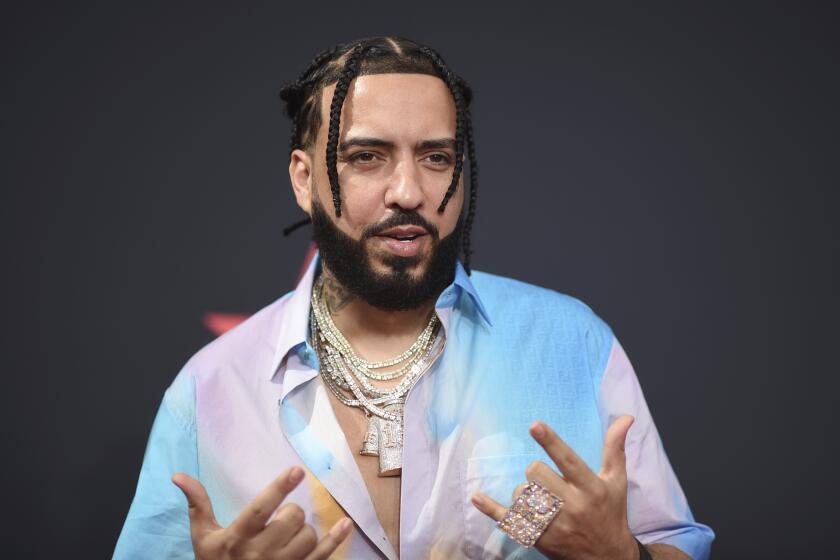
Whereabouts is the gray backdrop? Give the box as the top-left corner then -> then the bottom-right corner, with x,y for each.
3,2 -> 837,558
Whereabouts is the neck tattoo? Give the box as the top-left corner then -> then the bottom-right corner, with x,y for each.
320,272 -> 355,314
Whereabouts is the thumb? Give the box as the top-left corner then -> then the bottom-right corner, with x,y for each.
600,415 -> 635,477
172,472 -> 220,533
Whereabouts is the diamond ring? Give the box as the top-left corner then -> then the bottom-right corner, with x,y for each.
496,480 -> 564,548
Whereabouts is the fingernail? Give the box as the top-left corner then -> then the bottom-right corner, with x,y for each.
330,517 -> 351,538
471,494 -> 485,508
289,467 -> 304,484
531,422 -> 546,438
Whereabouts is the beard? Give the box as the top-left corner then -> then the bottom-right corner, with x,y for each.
310,197 -> 463,311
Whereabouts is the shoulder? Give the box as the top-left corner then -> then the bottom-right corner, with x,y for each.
471,269 -> 610,329
469,269 -> 615,376
172,290 -> 296,388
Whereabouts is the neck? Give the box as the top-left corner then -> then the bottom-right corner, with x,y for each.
318,264 -> 437,360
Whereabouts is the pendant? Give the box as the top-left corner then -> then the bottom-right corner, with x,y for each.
360,403 -> 404,476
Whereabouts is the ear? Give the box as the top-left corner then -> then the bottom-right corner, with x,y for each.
289,148 -> 313,215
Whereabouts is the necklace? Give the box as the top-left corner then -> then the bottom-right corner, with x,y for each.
310,278 -> 438,381
310,275 -> 443,476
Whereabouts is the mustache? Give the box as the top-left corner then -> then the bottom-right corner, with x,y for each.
362,210 -> 440,240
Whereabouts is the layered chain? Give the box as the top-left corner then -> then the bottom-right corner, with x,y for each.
310,275 -> 441,421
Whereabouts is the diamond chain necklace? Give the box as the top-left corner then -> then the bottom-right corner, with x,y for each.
310,275 -> 439,381
310,274 -> 443,476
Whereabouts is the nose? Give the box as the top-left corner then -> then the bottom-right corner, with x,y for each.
383,158 -> 424,211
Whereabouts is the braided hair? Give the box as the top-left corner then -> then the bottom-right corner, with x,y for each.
279,36 -> 479,273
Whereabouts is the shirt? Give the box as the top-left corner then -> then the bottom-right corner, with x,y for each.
114,252 -> 714,559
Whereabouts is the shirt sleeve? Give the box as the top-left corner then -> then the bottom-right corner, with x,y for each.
597,337 -> 715,560
113,369 -> 197,560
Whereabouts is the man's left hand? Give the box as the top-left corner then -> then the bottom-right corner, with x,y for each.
471,415 -> 639,560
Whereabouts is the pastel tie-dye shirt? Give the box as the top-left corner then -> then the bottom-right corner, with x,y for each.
115,253 -> 714,559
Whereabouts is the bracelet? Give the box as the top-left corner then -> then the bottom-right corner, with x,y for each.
636,537 -> 653,560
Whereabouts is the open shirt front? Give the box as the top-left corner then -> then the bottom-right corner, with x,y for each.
115,252 -> 714,559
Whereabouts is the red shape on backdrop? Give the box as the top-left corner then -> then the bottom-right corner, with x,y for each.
203,312 -> 249,336
202,242 -> 318,336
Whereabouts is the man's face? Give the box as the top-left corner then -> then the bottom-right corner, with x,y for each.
289,73 -> 465,309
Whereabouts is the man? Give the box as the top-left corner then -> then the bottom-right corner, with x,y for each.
115,37 -> 714,559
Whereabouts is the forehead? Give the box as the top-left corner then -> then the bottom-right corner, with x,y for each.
320,73 -> 456,141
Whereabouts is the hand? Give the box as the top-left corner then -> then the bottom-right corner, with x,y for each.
172,466 -> 352,560
471,415 -> 639,560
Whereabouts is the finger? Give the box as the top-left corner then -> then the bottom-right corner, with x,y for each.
511,483 -> 528,503
172,472 -> 220,534
524,460 -> 572,497
278,522 -> 318,558
257,503 -> 307,549
600,415 -> 635,477
530,421 -> 599,490
470,492 -> 508,522
230,466 -> 306,537
303,518 -> 354,560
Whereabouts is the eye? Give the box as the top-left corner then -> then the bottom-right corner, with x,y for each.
425,153 -> 453,166
348,151 -> 379,163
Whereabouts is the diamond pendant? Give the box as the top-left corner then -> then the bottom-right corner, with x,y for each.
360,414 -> 381,456
359,403 -> 404,476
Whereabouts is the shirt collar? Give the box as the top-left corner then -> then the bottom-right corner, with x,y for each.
436,258 -> 493,326
267,250 -> 492,381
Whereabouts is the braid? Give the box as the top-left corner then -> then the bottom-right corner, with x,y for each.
279,46 -> 342,154
278,37 -> 481,273
415,48 -> 477,272
297,46 -> 340,84
278,82 -> 302,153
462,104 -> 478,274
325,44 -> 371,217
416,46 -> 466,214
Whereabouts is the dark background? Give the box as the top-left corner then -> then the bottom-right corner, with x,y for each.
3,2 -> 838,558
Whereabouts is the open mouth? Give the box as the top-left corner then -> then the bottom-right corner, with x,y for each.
385,233 -> 423,242
375,225 -> 429,242
374,226 -> 430,256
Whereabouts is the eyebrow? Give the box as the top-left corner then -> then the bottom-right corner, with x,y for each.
418,138 -> 456,150
337,137 -> 456,152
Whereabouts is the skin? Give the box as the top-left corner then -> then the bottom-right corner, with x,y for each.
289,73 -> 465,363
472,418 -> 692,560
171,467 -> 351,559
293,73 -> 691,559
290,72 -> 465,555
174,72 -> 690,560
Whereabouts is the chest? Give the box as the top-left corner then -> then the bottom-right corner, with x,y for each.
206,331 -> 607,559
325,387 -> 403,554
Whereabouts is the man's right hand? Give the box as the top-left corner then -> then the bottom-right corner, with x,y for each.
172,466 -> 352,559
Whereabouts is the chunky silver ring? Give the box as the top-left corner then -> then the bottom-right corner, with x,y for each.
496,480 -> 564,548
